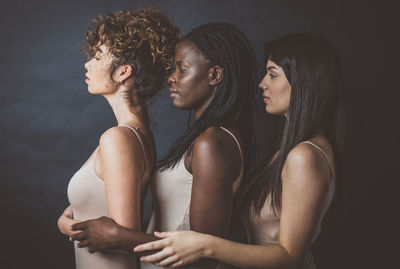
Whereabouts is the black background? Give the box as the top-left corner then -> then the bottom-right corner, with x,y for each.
0,0 -> 397,268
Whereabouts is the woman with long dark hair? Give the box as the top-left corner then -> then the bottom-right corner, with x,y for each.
135,33 -> 346,269
57,8 -> 180,269
69,23 -> 257,269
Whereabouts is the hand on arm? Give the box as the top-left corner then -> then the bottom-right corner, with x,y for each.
136,143 -> 334,268
134,231 -> 211,267
71,216 -> 159,253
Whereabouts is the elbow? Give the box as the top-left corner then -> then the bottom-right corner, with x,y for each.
273,246 -> 304,269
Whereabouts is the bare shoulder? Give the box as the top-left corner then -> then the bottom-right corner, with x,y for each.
191,126 -> 242,179
283,143 -> 333,188
99,126 -> 142,156
194,126 -> 235,152
100,126 -> 139,146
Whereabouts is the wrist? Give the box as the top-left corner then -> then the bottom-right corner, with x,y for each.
109,224 -> 122,249
202,234 -> 215,258
114,226 -> 134,251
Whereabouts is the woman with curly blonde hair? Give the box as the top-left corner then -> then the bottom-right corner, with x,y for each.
57,8 -> 180,269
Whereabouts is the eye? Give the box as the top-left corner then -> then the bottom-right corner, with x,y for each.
269,73 -> 276,79
179,67 -> 188,73
94,51 -> 102,61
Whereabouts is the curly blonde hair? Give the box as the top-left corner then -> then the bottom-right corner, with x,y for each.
85,8 -> 180,105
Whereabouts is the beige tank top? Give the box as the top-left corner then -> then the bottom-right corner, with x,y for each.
142,127 -> 243,269
67,125 -> 147,269
246,141 -> 335,269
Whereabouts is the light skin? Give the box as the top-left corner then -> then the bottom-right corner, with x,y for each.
260,60 -> 291,117
57,44 -> 156,255
69,41 -> 243,268
134,60 -> 335,268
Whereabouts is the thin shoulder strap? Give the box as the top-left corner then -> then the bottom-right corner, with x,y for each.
219,126 -> 244,166
300,141 -> 333,177
119,124 -> 147,170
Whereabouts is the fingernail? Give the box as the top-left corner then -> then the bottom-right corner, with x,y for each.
133,247 -> 138,252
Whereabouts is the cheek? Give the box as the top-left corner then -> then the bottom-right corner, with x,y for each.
267,83 -> 291,114
276,84 -> 291,113
90,67 -> 115,92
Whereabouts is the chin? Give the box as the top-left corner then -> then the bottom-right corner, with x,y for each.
265,106 -> 279,115
171,99 -> 187,110
87,86 -> 103,95
87,88 -> 96,95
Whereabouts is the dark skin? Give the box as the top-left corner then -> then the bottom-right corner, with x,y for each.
71,41 -> 243,267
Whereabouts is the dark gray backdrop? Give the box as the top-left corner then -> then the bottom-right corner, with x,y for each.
0,0 -> 396,268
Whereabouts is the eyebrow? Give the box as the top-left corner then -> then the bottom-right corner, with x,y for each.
267,66 -> 278,71
175,60 -> 190,67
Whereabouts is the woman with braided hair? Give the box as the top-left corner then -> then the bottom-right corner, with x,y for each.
57,8 -> 180,269
70,22 -> 258,269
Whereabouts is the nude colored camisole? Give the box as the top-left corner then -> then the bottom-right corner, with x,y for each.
246,141 -> 335,269
141,127 -> 243,269
67,125 -> 147,269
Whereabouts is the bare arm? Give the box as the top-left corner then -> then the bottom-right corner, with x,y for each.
145,127 -> 242,267
99,127 -> 143,230
190,127 -> 242,236
70,127 -> 158,253
71,216 -> 158,254
136,143 -> 334,268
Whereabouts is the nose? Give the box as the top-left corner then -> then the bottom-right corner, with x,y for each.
259,75 -> 268,91
84,59 -> 91,70
168,72 -> 176,85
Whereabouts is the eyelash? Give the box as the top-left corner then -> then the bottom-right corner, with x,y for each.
269,73 -> 276,79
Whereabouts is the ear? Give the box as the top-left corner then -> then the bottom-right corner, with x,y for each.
208,66 -> 224,86
116,64 -> 133,84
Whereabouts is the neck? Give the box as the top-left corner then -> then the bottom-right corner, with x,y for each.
194,88 -> 217,120
103,90 -> 148,127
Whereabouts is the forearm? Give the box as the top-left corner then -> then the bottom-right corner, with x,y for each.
111,227 -> 159,255
205,235 -> 294,269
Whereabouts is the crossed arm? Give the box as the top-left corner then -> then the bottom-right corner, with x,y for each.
135,143 -> 334,268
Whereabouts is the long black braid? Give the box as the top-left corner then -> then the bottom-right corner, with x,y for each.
157,23 -> 258,175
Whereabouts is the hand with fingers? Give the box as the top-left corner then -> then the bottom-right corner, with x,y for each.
134,230 -> 210,267
70,216 -> 121,253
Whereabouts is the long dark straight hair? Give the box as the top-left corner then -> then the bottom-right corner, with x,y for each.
240,33 -> 346,216
157,23 -> 258,174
